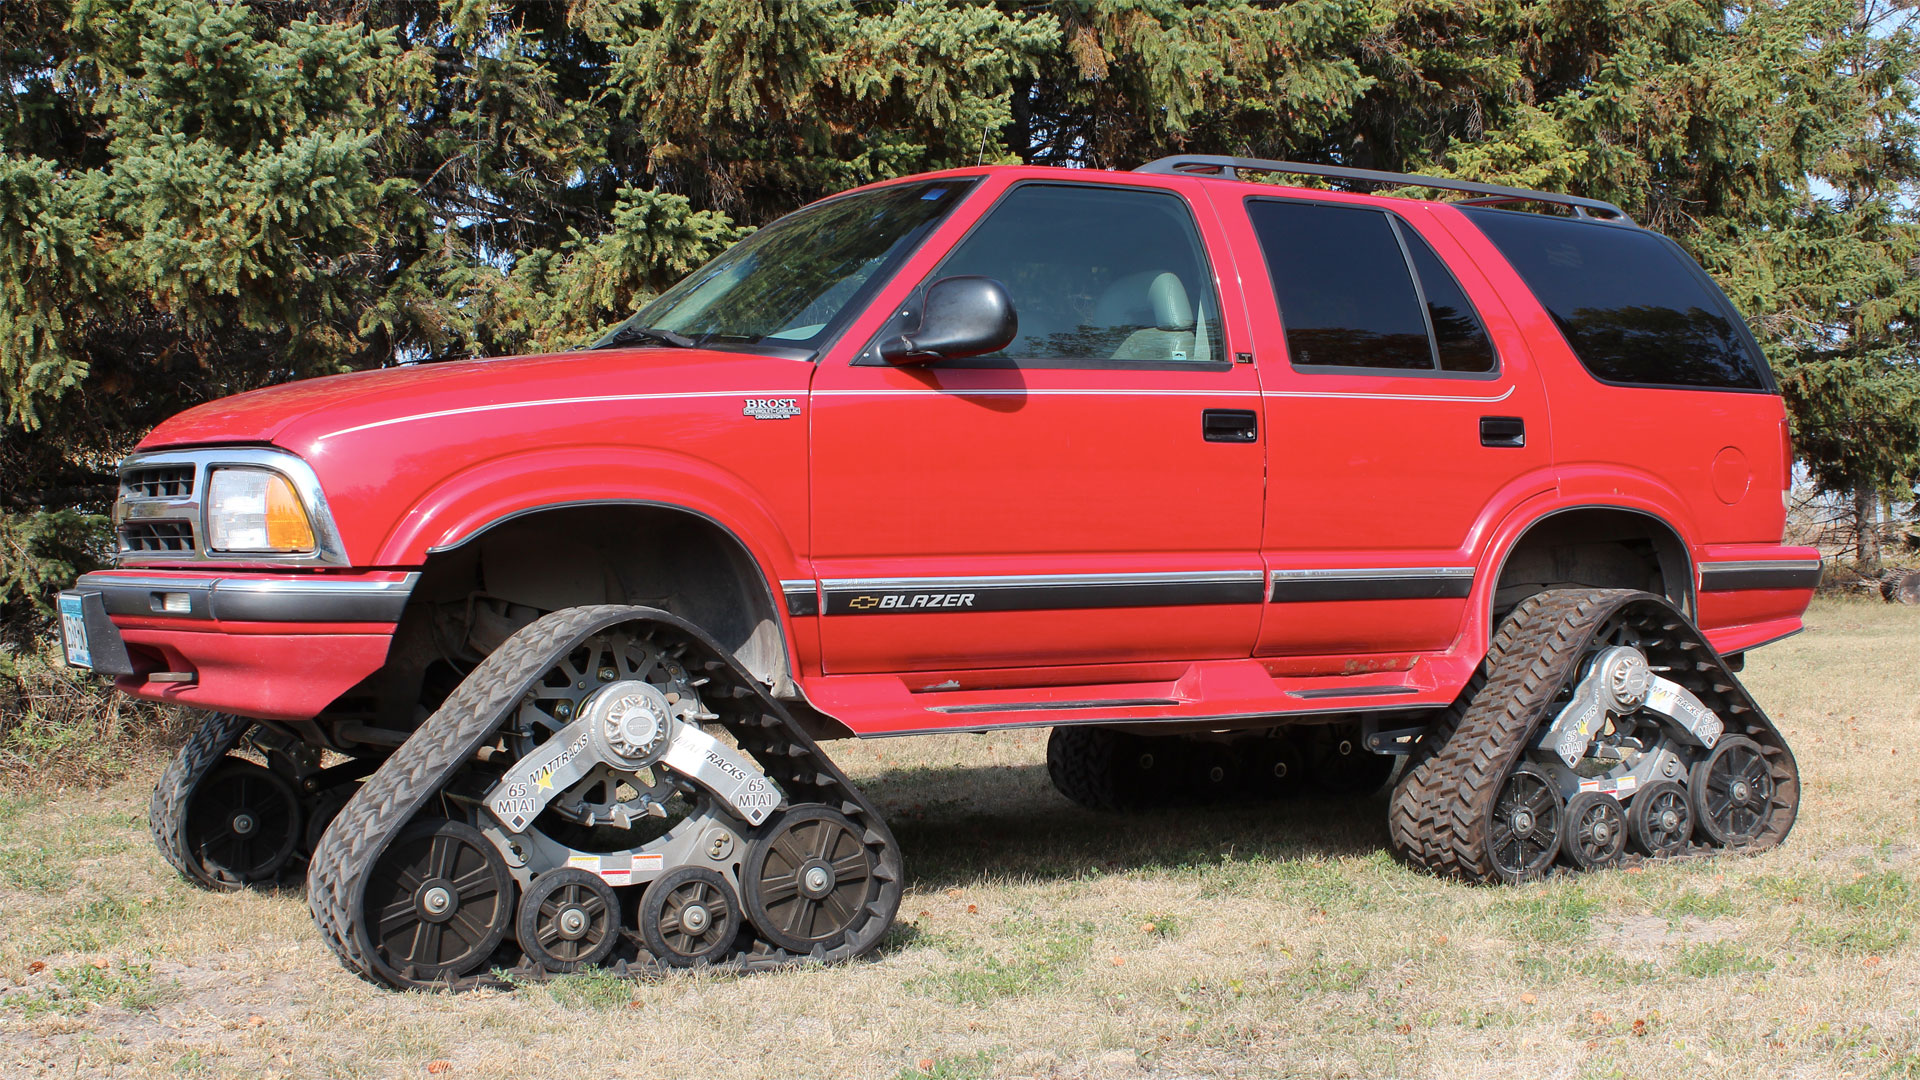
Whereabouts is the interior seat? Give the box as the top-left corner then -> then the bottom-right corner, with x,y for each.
1109,272 -> 1209,363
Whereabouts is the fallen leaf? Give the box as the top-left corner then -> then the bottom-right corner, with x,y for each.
916,1059 -> 934,1072
1520,993 -> 1537,1004
1141,922 -> 1156,933
1434,934 -> 1448,946
26,961 -> 45,975
1865,956 -> 1882,967
246,1015 -> 266,1027
966,904 -> 978,914
1111,956 -> 1125,966
426,1062 -> 452,1075
89,958 -> 109,970
918,910 -> 932,919
1631,1019 -> 1648,1037
945,888 -> 962,899
1394,1023 -> 1411,1035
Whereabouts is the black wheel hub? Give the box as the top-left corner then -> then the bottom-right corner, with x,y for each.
1562,790 -> 1628,870
1693,735 -> 1776,846
363,818 -> 515,982
1488,764 -> 1563,882
516,867 -> 619,973
1629,780 -> 1694,856
743,805 -> 877,953
184,760 -> 301,888
640,865 -> 739,967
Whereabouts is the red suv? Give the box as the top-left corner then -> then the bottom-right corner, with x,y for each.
60,156 -> 1814,988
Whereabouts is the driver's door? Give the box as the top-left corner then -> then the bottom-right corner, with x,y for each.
808,178 -> 1267,674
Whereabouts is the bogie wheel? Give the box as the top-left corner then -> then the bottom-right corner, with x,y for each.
361,818 -> 515,984
640,866 -> 741,968
1243,732 -> 1305,801
1186,740 -> 1242,804
1690,735 -> 1784,848
516,868 -> 620,973
743,805 -> 879,954
1628,780 -> 1694,857
1561,791 -> 1628,871
182,760 -> 301,888
1487,763 -> 1564,883
1308,727 -> 1396,796
149,711 -> 254,888
1045,727 -> 1174,812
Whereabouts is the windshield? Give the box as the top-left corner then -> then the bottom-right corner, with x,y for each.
597,179 -> 977,352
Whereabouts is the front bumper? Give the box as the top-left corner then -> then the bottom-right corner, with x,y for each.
63,570 -> 416,721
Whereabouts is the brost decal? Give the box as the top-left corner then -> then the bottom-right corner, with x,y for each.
743,398 -> 802,420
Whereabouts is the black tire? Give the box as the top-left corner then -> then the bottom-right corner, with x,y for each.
1690,735 -> 1781,847
181,759 -> 302,888
742,804 -> 880,955
1628,780 -> 1694,857
639,866 -> 741,968
149,711 -> 254,888
362,818 -> 516,984
1487,762 -> 1564,883
1561,791 -> 1627,870
516,868 -> 620,973
1387,591 -> 1558,863
1390,589 -> 1630,882
298,604 -> 905,986
1045,727 -> 1174,812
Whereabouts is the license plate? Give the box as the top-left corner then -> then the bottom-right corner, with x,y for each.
58,593 -> 92,669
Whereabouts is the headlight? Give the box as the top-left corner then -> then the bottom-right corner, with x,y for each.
206,467 -> 317,552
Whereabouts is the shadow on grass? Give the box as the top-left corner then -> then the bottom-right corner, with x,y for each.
864,762 -> 1396,892
207,763 -> 1402,909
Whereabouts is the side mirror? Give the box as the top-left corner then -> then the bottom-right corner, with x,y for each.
878,276 -> 1017,365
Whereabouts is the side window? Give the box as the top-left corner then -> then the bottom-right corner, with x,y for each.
1399,227 -> 1496,373
1461,207 -> 1767,390
1246,198 -> 1497,375
929,184 -> 1225,365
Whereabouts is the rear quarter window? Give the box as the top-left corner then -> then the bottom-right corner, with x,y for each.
1461,208 -> 1770,391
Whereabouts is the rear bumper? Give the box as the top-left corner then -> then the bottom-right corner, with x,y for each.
1695,546 -> 1820,657
69,570 -> 413,721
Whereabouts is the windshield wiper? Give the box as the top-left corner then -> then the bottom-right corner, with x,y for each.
590,324 -> 698,350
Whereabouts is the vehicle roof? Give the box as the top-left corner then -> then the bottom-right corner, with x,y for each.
839,161 -> 1635,229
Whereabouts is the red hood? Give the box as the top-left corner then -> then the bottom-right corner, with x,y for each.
141,347 -> 785,448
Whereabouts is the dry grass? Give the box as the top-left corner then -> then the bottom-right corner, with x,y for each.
0,639 -> 187,785
1,598 -> 1917,1079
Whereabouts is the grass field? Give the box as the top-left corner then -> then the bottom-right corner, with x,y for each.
1,599 -> 1917,1079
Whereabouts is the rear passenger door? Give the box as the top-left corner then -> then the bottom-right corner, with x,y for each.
1213,194 -> 1555,659
809,179 -> 1267,674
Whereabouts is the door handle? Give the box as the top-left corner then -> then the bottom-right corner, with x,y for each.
1480,416 -> 1525,448
1203,409 -> 1258,443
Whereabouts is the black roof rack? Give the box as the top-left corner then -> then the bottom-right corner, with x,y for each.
1133,154 -> 1637,227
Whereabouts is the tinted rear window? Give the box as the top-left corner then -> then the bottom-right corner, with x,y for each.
1462,208 -> 1768,390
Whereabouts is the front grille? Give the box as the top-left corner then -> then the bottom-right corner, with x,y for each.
123,465 -> 196,499
120,521 -> 196,554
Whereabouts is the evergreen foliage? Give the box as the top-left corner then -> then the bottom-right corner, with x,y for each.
4,0 -> 1918,626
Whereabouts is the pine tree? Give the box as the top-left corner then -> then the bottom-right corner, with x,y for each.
4,0 -> 1917,631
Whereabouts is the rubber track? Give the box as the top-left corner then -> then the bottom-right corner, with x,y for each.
1387,591 -> 1557,863
148,711 -> 254,889
306,605 -> 902,990
1391,589 -> 1799,883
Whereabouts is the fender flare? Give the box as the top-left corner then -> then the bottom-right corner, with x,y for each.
373,448 -> 804,685
1469,494 -> 1698,659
